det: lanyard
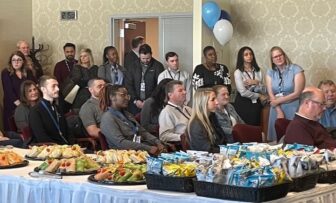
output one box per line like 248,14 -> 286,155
110,64 -> 119,84
167,103 -> 190,120
223,108 -> 233,126
40,101 -> 68,144
244,70 -> 255,80
168,70 -> 180,81
277,68 -> 284,93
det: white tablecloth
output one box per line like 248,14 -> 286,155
1,148 -> 336,203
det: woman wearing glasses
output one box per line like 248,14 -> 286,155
265,46 -> 305,141
1,51 -> 35,131
99,84 -> 167,155
98,46 -> 126,85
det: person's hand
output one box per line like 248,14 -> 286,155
0,136 -> 9,141
135,100 -> 144,109
149,146 -> 159,155
157,143 -> 167,152
270,98 -> 280,107
244,79 -> 258,86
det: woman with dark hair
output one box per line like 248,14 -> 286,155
70,48 -> 98,109
14,80 -> 40,133
192,46 -> 231,91
233,46 -> 267,126
98,46 -> 126,85
266,46 -> 305,141
1,51 -> 35,130
188,88 -> 226,153
140,78 -> 173,136
99,84 -> 167,155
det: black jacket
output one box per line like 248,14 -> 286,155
125,58 -> 164,102
29,99 -> 69,144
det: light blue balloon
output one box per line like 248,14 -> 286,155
202,1 -> 221,29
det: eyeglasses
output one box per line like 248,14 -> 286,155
309,99 -> 326,108
115,92 -> 130,98
272,54 -> 283,59
11,59 -> 23,62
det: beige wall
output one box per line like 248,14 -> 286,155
0,0 -> 32,130
32,0 -> 193,75
230,0 -> 336,86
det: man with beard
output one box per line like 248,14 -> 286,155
125,44 -> 164,114
54,43 -> 77,84
79,78 -> 106,138
284,87 -> 336,149
29,75 -> 70,144
318,80 -> 336,128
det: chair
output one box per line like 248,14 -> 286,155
180,133 -> 190,151
8,116 -> 18,132
232,124 -> 263,143
275,118 -> 291,142
98,132 -> 109,150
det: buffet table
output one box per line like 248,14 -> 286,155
0,148 -> 336,203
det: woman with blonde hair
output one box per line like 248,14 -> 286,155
188,88 -> 226,153
70,48 -> 98,109
266,46 -> 305,141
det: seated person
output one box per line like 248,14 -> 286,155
188,88 -> 226,153
318,80 -> 336,128
141,78 -> 173,137
0,131 -> 23,148
285,86 -> 336,149
79,78 -> 106,138
29,75 -> 70,144
159,80 -> 191,143
213,85 -> 244,143
14,80 -> 40,133
99,84 -> 167,155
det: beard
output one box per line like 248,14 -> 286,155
66,55 -> 75,61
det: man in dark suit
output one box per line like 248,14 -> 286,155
29,75 -> 70,144
125,44 -> 164,114
123,36 -> 144,70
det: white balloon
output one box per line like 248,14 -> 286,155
213,19 -> 233,46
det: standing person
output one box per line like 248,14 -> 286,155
125,44 -> 164,114
285,87 -> 336,149
192,46 -> 231,91
214,85 -> 244,143
98,46 -> 126,85
233,46 -> 268,126
159,80 -> 191,143
141,78 -> 173,137
124,36 -> 144,70
188,88 -> 226,153
17,40 -> 43,79
1,51 -> 35,131
158,52 -> 191,105
99,84 -> 167,155
29,76 -> 69,144
70,48 -> 98,110
54,43 -> 77,85
318,80 -> 336,128
14,80 -> 41,133
266,46 -> 305,141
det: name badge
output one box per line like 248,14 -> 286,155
140,82 -> 145,91
275,93 -> 284,97
133,134 -> 141,143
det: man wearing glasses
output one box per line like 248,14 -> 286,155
318,80 -> 336,128
284,86 -> 336,149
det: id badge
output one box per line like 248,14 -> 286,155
140,82 -> 145,91
275,92 -> 284,98
133,134 -> 141,143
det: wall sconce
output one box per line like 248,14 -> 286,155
60,10 -> 78,21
